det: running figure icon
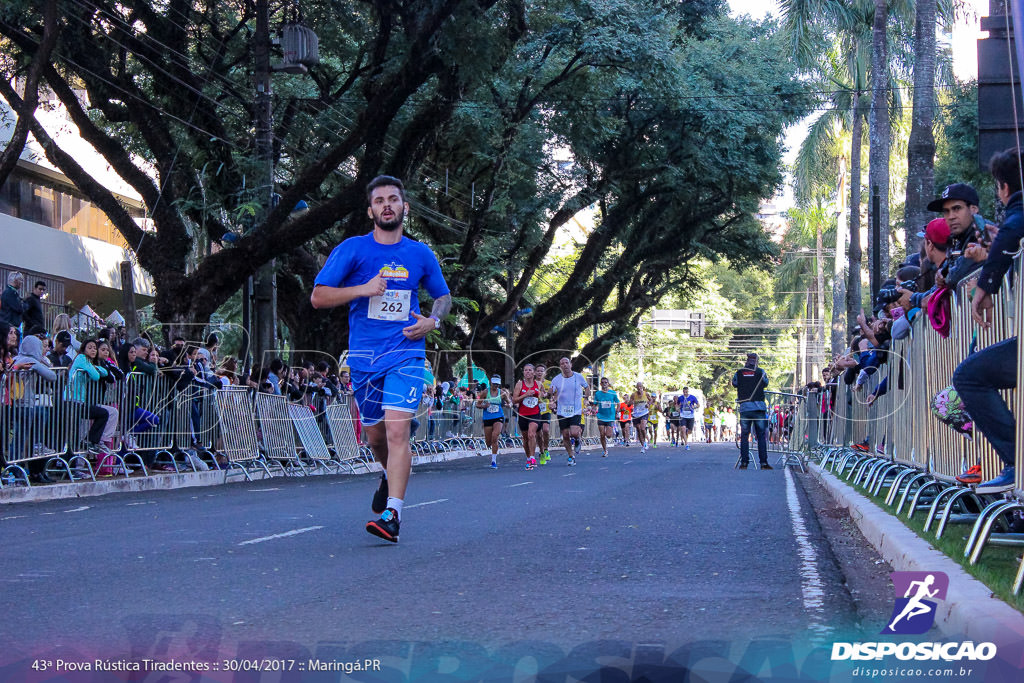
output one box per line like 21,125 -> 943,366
887,574 -> 940,633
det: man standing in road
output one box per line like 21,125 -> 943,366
549,356 -> 590,466
732,353 -> 772,470
312,175 -> 452,543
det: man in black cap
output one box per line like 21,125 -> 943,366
924,183 -> 996,290
732,352 -> 772,470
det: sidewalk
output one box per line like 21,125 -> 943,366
809,461 -> 1024,666
0,444 -> 583,505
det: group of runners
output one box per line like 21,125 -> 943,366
470,370 -> 712,469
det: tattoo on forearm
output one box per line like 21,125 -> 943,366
431,294 -> 452,320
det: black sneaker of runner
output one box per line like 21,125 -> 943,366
366,508 -> 400,543
760,463 -> 773,470
371,473 -> 389,514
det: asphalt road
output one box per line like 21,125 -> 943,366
0,441 -> 889,680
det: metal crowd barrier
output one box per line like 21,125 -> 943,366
813,248 -> 1023,593
255,392 -> 311,476
288,401 -> 342,475
214,387 -> 272,480
325,399 -> 371,471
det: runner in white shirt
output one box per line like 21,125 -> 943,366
549,356 -> 591,466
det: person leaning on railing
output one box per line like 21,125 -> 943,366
951,146 -> 1024,490
66,339 -> 116,459
11,334 -> 57,482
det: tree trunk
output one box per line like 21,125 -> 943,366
804,292 -> 813,386
869,0 -> 891,284
904,0 -> 937,256
815,220 -> 825,380
847,106 -> 864,330
832,152 -> 848,357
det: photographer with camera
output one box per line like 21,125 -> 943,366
924,183 -> 996,290
890,218 -> 950,316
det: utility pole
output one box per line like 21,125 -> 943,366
253,0 -> 277,365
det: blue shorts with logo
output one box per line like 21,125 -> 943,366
351,357 -> 425,427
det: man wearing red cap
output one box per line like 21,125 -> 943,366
896,218 -> 949,311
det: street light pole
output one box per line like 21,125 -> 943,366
253,0 -> 277,364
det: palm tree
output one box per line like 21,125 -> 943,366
782,1 -> 872,355
775,204 -> 836,385
904,0 -> 937,255
868,0 -> 892,290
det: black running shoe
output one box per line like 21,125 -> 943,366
366,508 -> 400,543
371,473 -> 389,514
761,463 -> 774,470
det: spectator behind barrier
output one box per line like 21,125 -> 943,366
65,339 -> 115,458
47,330 -> 73,368
951,146 -> 1024,490
0,271 -> 26,328
11,334 -> 58,481
21,281 -> 46,333
50,313 -> 80,358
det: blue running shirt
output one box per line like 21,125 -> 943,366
314,233 -> 449,372
594,389 -> 618,422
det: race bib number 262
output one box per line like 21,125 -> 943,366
368,289 -> 412,321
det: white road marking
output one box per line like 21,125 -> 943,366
125,501 -> 156,506
1,515 -> 27,521
64,506 -> 90,513
405,499 -> 448,509
508,482 -> 534,488
247,488 -> 280,492
785,467 -> 832,640
562,473 -> 576,477
238,526 -> 324,546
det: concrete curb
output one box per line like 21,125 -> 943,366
0,445 -> 591,505
809,461 -> 1024,663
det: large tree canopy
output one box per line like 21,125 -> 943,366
0,0 -> 809,364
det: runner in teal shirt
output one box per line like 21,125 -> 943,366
592,377 -> 619,457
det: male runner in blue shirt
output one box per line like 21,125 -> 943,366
312,176 -> 451,542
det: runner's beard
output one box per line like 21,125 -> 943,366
374,207 -> 405,231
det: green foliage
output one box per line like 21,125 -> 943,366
601,259 -> 791,407
934,79 -> 995,218
0,0 -> 808,365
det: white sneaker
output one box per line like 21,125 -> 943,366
602,450 -> 608,457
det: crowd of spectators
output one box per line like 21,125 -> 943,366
812,147 -> 1023,489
